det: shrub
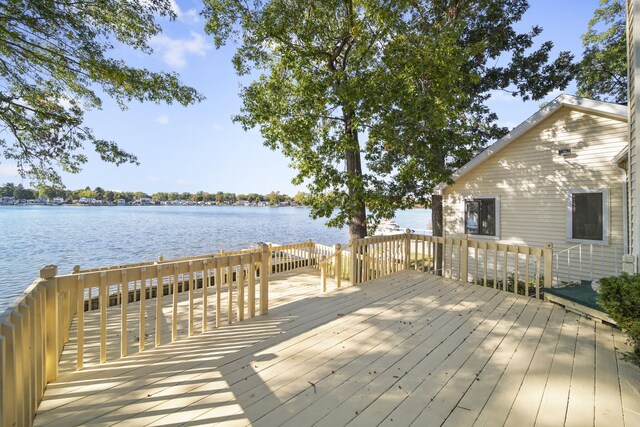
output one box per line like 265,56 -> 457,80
598,273 -> 640,365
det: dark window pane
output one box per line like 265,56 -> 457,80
483,199 -> 495,235
465,201 -> 480,234
465,199 -> 496,236
572,193 -> 603,240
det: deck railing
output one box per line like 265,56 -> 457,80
553,243 -> 623,286
350,233 -> 553,299
0,241 -> 327,427
0,234 -> 552,426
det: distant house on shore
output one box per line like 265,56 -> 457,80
436,94 -> 628,284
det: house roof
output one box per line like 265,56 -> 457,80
436,94 -> 628,193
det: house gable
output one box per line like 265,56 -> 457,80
438,95 -> 627,193
442,104 -> 628,257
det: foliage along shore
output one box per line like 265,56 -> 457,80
0,182 -> 307,207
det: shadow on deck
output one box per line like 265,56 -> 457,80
34,269 -> 640,426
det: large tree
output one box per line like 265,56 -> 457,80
0,0 -> 204,185
577,0 -> 626,104
203,0 -> 575,238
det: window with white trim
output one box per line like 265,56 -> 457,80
465,198 -> 497,236
568,190 -> 608,243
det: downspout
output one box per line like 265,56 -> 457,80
615,162 -> 636,274
617,164 -> 629,256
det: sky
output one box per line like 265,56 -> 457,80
0,0 -> 604,196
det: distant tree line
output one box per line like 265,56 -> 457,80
0,183 -> 309,206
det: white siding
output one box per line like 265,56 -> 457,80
443,107 -> 627,282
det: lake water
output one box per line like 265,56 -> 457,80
0,205 -> 431,311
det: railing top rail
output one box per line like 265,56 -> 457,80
554,242 -> 588,257
271,241 -> 313,251
318,246 -> 349,266
74,241 -> 317,274
0,268 -> 54,324
54,242 -> 317,285
554,242 -> 624,257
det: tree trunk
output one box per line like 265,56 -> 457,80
344,109 -> 367,239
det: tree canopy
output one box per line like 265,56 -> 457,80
203,0 -> 575,237
0,0 -> 204,185
576,0 -> 626,104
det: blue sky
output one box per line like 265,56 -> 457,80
0,0 -> 603,195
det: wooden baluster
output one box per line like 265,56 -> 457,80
203,260 -> 209,333
99,272 -> 107,363
492,245 -> 498,288
227,263 -> 233,325
188,262 -> 195,336
335,244 -> 342,288
321,256 -> 327,293
525,251 -> 530,297
238,259 -> 246,321
514,247 -> 520,294
121,270 -> 128,357
215,262 -> 222,328
139,267 -> 146,353
248,257 -> 256,318
448,240 -> 454,278
474,244 -> 479,284
260,244 -> 270,314
537,253 -> 542,299
172,265 -> 178,341
481,244 -> 487,286
502,246 -> 508,291
76,275 -> 84,370
155,266 -> 163,347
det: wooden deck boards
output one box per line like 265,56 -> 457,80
34,269 -> 640,427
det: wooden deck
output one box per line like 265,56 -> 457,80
34,268 -> 640,426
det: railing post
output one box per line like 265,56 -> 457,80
307,240 -> 314,267
321,256 -> 327,293
260,244 -> 270,315
544,243 -> 553,291
41,265 -> 59,384
461,236 -> 469,282
350,238 -> 358,285
404,230 -> 411,270
334,244 -> 342,288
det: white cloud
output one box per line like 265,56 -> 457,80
169,0 -> 199,24
155,114 -> 169,125
146,175 -> 161,183
176,178 -> 192,186
211,124 -> 223,131
0,164 -> 19,177
151,32 -> 211,69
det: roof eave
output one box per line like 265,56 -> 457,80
437,94 -> 627,194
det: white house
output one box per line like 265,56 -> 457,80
436,94 -> 628,285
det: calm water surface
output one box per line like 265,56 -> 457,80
0,205 -> 431,311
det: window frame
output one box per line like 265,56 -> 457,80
566,189 -> 609,245
464,195 -> 500,239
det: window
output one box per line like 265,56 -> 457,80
571,192 -> 604,241
465,198 -> 496,236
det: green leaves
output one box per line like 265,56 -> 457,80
203,0 -> 576,237
0,0 -> 204,186
577,0 -> 626,104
